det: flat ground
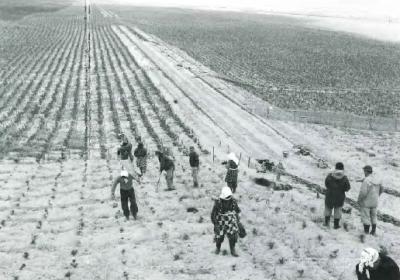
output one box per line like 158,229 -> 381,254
107,6 -> 400,117
0,0 -> 72,21
0,2 -> 399,280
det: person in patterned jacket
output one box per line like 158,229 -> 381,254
225,153 -> 239,193
211,186 -> 241,257
134,142 -> 147,177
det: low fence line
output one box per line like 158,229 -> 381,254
237,93 -> 400,132
285,110 -> 399,131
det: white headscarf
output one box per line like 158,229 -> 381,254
358,248 -> 379,279
227,153 -> 239,165
220,186 -> 233,200
121,170 -> 129,178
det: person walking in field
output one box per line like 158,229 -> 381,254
211,186 -> 241,257
117,134 -> 134,174
357,165 -> 383,235
111,170 -> 139,221
356,247 -> 400,280
274,161 -> 285,181
189,146 -> 200,188
134,141 -> 148,177
155,150 -> 175,191
225,153 -> 239,193
324,162 -> 351,229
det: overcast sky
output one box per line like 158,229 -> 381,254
94,0 -> 400,42
97,0 -> 399,20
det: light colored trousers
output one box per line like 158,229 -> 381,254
191,167 -> 199,184
166,168 -> 174,189
324,205 -> 342,219
360,207 -> 378,225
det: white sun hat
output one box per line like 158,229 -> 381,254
358,248 -> 379,279
220,186 -> 233,200
121,170 -> 129,178
227,153 -> 239,165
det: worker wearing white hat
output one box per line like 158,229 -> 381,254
111,169 -> 138,220
211,186 -> 241,257
225,153 -> 239,193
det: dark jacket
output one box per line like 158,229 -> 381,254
111,175 -> 135,194
225,160 -> 239,183
324,170 -> 351,208
189,151 -> 199,167
157,154 -> 174,172
356,254 -> 400,280
134,144 -> 147,158
211,198 -> 240,224
118,142 -> 133,161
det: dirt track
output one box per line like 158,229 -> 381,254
111,23 -> 400,220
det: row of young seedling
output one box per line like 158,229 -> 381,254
99,27 -> 171,149
20,27 -> 78,145
30,163 -> 65,278
98,28 -> 142,142
26,23 -> 82,158
65,8 -> 93,271
0,166 -> 39,229
64,158 -> 89,278
95,15 -> 200,159
0,18 -> 68,100
101,22 -> 210,186
105,24 -> 207,160
94,27 -> 162,150
111,26 -> 206,153
0,21 -> 80,159
92,28 -> 121,141
100,31 -> 141,144
63,36 -> 85,154
0,27 -> 44,78
93,43 -> 108,160
83,22 -> 94,160
92,27 -> 125,161
11,162 -> 60,279
36,28 -> 85,162
0,18 -> 77,121
91,26 -> 131,191
0,31 -> 67,134
94,27 -> 156,148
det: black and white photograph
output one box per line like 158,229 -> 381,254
0,0 -> 399,279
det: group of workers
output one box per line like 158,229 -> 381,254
109,134 -> 399,278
